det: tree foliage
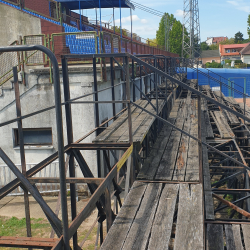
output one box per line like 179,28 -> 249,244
114,26 -> 127,36
248,14 -> 250,39
205,62 -> 223,68
169,21 -> 183,56
146,38 -> 157,47
219,38 -> 235,45
234,31 -> 244,44
201,42 -> 209,51
156,13 -> 176,47
156,13 -> 187,56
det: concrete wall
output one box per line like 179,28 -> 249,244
202,56 -> 221,64
0,66 -> 127,179
0,4 -> 41,46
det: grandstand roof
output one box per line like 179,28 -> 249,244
55,0 -> 135,10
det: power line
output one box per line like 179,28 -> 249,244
131,1 -> 164,17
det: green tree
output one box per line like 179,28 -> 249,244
248,14 -> 250,38
234,31 -> 244,43
156,13 -> 188,56
114,26 -> 127,36
220,38 -> 235,45
146,38 -> 157,47
209,44 -> 219,50
205,62 -> 223,68
201,41 -> 209,51
169,21 -> 183,55
156,13 -> 176,48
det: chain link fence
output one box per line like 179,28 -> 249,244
0,41 -> 20,87
23,35 -> 47,65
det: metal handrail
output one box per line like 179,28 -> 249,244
204,67 -> 244,91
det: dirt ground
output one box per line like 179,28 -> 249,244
0,195 -> 110,249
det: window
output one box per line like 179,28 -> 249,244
232,49 -> 237,52
226,49 -> 230,53
13,128 -> 52,147
211,60 -> 215,62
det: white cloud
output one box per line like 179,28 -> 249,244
237,5 -> 250,12
175,9 -> 184,17
227,0 -> 250,12
115,15 -> 141,24
141,19 -> 148,24
227,1 -> 239,6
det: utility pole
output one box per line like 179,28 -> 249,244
182,0 -> 201,59
164,14 -> 170,51
165,15 -> 167,51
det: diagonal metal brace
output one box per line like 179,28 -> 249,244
0,148 -> 63,234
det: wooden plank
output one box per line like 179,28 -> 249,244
212,111 -> 234,138
100,181 -> 147,250
119,99 -> 164,143
155,100 -> 187,181
241,224 -> 250,249
185,99 -> 199,182
206,224 -> 224,250
174,184 -> 204,250
201,97 -> 215,220
137,122 -> 174,180
224,224 -> 237,250
122,183 -> 163,250
0,236 -> 59,248
214,91 -> 240,125
201,98 -> 214,138
172,93 -> 193,181
132,100 -> 165,143
137,100 -> 182,180
148,184 -> 179,250
202,85 -> 212,98
93,99 -> 146,142
204,191 -> 214,220
232,224 -> 244,250
107,100 -> 150,142
225,96 -> 239,105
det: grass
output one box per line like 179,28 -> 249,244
0,216 -> 51,250
224,194 -> 239,218
0,216 -> 100,249
0,217 -> 50,237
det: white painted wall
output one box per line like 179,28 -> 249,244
0,66 -> 126,179
206,38 -> 213,46
241,55 -> 250,64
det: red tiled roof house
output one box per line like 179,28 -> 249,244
240,44 -> 250,64
219,43 -> 250,62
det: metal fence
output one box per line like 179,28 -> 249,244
0,161 -> 71,195
0,40 -> 20,87
0,29 -> 179,88
51,31 -> 98,63
23,35 -> 47,65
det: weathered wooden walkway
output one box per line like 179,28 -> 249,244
98,82 -> 250,250
101,182 -> 203,250
137,82 -> 199,182
99,80 -> 204,250
93,98 -> 166,144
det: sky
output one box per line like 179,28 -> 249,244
79,0 -> 250,42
